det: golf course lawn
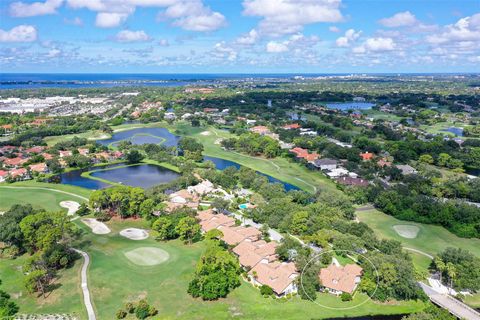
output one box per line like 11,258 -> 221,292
464,293 -> 480,308
0,181 -> 90,211
0,254 -> 86,319
44,130 -> 111,146
69,218 -> 426,320
170,123 -> 338,194
356,209 -> 480,258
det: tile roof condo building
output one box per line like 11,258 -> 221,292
319,263 -> 363,295
249,261 -> 299,297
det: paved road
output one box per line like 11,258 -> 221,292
419,282 -> 480,320
73,249 -> 96,320
0,186 -> 88,201
403,247 -> 434,259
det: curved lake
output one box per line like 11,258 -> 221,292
441,127 -> 464,136
57,164 -> 179,189
324,102 -> 375,110
93,127 -> 301,191
98,127 -> 180,147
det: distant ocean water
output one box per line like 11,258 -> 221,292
0,73 -> 310,89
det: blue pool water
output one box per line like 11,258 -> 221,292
239,203 -> 249,209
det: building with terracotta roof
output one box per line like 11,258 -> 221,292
197,210 -> 236,232
377,158 -> 392,167
42,153 -> 53,160
359,152 -> 374,161
289,147 -> 309,158
249,261 -> 298,297
319,263 -> 363,295
233,240 -> 278,269
3,157 -> 28,168
0,170 -> 8,182
25,146 -> 45,154
29,163 -> 48,173
218,225 -> 261,245
283,123 -> 301,130
250,126 -> 271,135
59,150 -> 73,158
9,168 -> 28,179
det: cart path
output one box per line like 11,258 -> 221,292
72,249 -> 96,320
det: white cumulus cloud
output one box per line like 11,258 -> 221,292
426,13 -> 480,44
266,41 -> 289,53
379,11 -> 418,28
0,25 -> 37,42
67,0 -> 226,31
9,0 -> 63,17
115,30 -> 151,42
353,37 -> 396,53
336,29 -> 361,47
236,29 -> 260,45
242,0 -> 343,37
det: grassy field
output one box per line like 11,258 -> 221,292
356,209 -> 480,258
464,293 -> 480,308
44,130 -> 111,146
0,254 -> 86,318
167,122 -> 339,194
0,181 -> 91,211
71,219 -> 425,319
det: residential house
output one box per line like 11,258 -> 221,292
283,123 -> 301,130
59,150 -> 73,158
164,112 -> 176,120
233,240 -> 278,269
218,225 -> 261,246
187,180 -> 215,196
312,159 -> 338,171
396,164 -> 417,175
249,261 -> 298,297
0,170 -> 7,182
3,157 -> 28,168
25,146 -> 45,154
29,163 -> 48,173
250,126 -> 271,135
319,263 -> 363,295
78,148 -> 90,156
326,168 -> 349,178
9,168 -> 28,180
336,176 -> 369,187
377,158 -> 392,167
359,152 -> 374,161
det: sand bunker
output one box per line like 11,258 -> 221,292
120,228 -> 149,240
60,201 -> 80,216
200,131 -> 211,136
81,218 -> 111,235
124,247 -> 170,266
393,225 -> 420,239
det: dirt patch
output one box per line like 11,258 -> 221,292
124,247 -> 170,266
81,218 -> 111,235
119,228 -> 149,240
59,201 -> 80,216
200,131 -> 211,136
393,224 -> 420,239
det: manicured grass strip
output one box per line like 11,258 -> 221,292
0,253 -> 86,318
356,209 -> 480,258
0,181 -> 91,211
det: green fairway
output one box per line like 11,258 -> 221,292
44,130 -> 112,146
171,123 -> 338,194
0,254 -> 86,318
356,209 -> 480,258
464,293 -> 480,308
70,219 -> 426,320
0,181 -> 91,211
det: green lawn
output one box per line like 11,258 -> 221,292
44,130 -> 111,146
464,293 -> 480,308
0,181 -> 91,211
72,219 -> 425,319
170,123 -> 339,194
356,209 -> 480,258
0,254 -> 86,318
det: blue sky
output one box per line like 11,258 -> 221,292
0,0 -> 479,73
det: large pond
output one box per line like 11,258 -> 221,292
441,127 -> 464,136
324,102 -> 376,110
57,164 -> 180,189
98,127 -> 180,148
93,127 -> 300,191
203,156 -> 299,191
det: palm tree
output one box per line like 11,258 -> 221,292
434,257 -> 446,283
446,262 -> 456,289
